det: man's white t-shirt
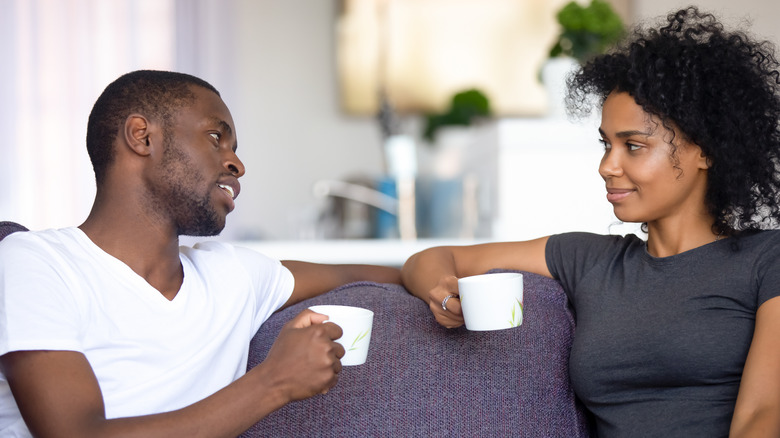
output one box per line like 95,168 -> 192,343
0,227 -> 294,436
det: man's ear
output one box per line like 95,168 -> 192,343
123,114 -> 153,157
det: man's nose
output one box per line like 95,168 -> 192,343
224,150 -> 245,177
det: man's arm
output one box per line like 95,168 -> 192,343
280,260 -> 401,309
1,310 -> 344,438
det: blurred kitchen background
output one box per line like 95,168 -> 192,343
2,0 -> 779,264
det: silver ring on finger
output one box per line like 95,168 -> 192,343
442,294 -> 458,311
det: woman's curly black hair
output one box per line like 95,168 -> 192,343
567,6 -> 780,234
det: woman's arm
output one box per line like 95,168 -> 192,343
280,261 -> 401,309
730,296 -> 780,437
401,237 -> 551,328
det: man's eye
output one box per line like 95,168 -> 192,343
210,133 -> 221,142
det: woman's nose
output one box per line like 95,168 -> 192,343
599,149 -> 623,180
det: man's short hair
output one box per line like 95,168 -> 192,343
86,70 -> 220,184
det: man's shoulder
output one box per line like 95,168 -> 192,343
0,227 -> 81,253
0,227 -> 99,287
179,240 -> 282,271
180,239 -> 234,253
178,240 -> 245,262
177,241 -> 292,299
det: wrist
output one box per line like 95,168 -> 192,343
243,363 -> 292,415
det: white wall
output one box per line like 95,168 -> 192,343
223,0 -> 384,240
634,0 -> 780,44
1,0 -> 178,232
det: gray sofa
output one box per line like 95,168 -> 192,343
243,274 -> 591,437
0,222 -> 591,437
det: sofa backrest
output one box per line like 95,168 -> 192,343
242,274 -> 592,437
0,222 -> 28,241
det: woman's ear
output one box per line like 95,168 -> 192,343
123,114 -> 153,157
687,141 -> 710,170
699,149 -> 711,170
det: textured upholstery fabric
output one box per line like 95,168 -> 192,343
0,221 -> 28,241
242,273 -> 591,437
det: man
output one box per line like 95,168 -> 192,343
0,70 -> 401,437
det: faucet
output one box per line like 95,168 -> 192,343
312,178 -> 417,240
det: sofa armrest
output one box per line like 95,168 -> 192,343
241,273 -> 590,437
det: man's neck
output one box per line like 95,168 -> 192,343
80,205 -> 184,301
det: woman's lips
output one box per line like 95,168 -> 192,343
606,188 -> 634,203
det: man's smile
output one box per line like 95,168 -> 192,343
217,183 -> 236,199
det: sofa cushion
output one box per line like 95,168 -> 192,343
242,272 -> 590,437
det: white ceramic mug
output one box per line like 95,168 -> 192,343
308,305 -> 374,366
457,272 -> 524,331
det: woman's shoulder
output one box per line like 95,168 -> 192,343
547,232 -> 645,268
550,231 -> 644,248
731,229 -> 780,249
729,229 -> 780,259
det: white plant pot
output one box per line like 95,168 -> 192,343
541,56 -> 580,118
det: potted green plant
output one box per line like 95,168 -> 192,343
542,0 -> 624,116
416,88 -> 495,238
548,0 -> 624,65
422,89 -> 491,143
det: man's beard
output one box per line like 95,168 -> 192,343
150,136 -> 226,237
171,187 -> 224,237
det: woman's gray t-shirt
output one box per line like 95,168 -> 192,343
545,231 -> 780,437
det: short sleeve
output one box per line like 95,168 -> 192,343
754,233 -> 780,307
189,242 -> 294,334
0,233 -> 85,355
545,232 -> 636,300
233,244 -> 294,328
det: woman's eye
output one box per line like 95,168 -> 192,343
598,139 -> 611,150
627,143 -> 642,151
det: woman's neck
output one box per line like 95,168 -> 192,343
645,217 -> 720,257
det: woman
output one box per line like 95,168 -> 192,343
401,7 -> 780,437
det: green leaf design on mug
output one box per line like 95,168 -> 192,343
508,298 -> 524,327
349,329 -> 370,351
